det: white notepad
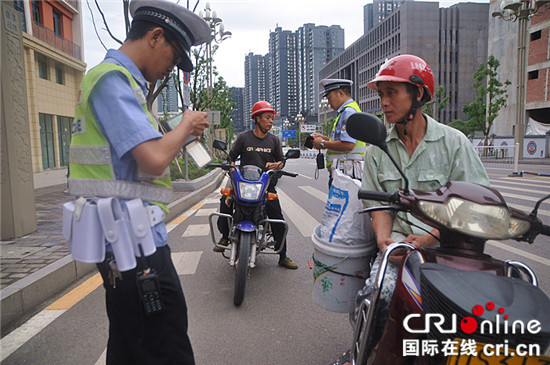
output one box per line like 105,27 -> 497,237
185,140 -> 212,169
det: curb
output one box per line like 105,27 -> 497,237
166,168 -> 223,222
0,169 -> 224,334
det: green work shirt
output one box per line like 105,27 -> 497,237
361,114 -> 490,237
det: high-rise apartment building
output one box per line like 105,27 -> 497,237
266,24 -> 344,120
268,27 -> 297,119
296,24 -> 344,117
243,52 -> 268,130
230,87 -> 245,134
14,0 -> 86,172
320,1 -> 489,124
363,0 -> 410,33
157,77 -> 179,114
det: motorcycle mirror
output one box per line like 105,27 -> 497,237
213,139 -> 227,151
347,112 -> 388,150
347,112 -> 410,194
285,149 -> 301,159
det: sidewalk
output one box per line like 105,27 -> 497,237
0,167 -> 224,334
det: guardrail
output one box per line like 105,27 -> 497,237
474,143 -> 520,175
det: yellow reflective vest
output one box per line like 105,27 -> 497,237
326,100 -> 366,168
68,62 -> 172,212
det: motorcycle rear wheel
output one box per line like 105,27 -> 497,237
234,231 -> 251,306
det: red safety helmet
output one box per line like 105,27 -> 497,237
367,54 -> 434,101
251,101 -> 276,120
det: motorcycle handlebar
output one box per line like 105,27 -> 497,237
358,189 -> 397,203
541,224 -> 550,237
207,163 -> 233,171
280,171 -> 298,178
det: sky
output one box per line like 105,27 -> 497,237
81,0 -> 488,88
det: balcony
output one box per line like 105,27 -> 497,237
32,21 -> 81,61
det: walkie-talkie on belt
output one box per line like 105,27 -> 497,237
136,245 -> 164,315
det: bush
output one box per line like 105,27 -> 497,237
170,157 -> 214,181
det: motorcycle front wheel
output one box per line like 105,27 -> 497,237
234,231 -> 251,306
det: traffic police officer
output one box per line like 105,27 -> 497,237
311,79 -> 366,187
68,0 -> 210,363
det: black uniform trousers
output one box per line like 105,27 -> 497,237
217,185 -> 287,259
97,245 -> 194,365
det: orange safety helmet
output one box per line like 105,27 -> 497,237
251,101 -> 276,120
367,54 -> 434,101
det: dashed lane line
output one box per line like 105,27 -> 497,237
172,251 -> 203,275
166,202 -> 204,233
298,185 -> 328,203
182,224 -> 210,237
487,240 -> 550,267
277,190 -> 319,237
0,273 -> 103,362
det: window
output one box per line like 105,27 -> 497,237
55,62 -> 64,84
52,10 -> 62,37
57,116 -> 72,166
528,70 -> 539,80
531,30 -> 542,42
13,0 -> 26,32
39,113 -> 56,169
32,1 -> 41,25
37,53 -> 48,80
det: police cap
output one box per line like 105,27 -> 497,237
130,0 -> 210,71
320,78 -> 353,97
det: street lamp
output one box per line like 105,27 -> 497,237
296,112 -> 305,149
492,0 -> 549,159
199,2 -> 231,149
319,97 -> 330,134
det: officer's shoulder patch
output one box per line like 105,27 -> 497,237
71,117 -> 86,136
76,88 -> 83,104
132,86 -> 147,105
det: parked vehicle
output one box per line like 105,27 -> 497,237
208,140 -> 300,306
345,112 -> 550,365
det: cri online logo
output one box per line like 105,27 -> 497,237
404,302 -> 542,335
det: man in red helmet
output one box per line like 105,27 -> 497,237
362,54 -> 489,252
214,101 -> 298,270
330,54 -> 489,365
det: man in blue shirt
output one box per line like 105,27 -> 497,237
311,79 -> 366,188
70,1 -> 210,363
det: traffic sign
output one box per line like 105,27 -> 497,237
282,130 -> 296,138
300,124 -> 317,133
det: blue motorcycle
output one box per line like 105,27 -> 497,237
208,140 -> 300,306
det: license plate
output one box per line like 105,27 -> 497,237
446,343 -> 550,365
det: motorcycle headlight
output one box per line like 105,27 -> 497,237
418,197 -> 530,239
238,182 -> 263,201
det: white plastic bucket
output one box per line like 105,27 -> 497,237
312,225 -> 375,313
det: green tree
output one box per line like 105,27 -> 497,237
321,117 -> 335,137
449,55 -> 511,144
423,85 -> 450,119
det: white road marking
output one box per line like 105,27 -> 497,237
172,251 -> 203,275
194,208 -> 218,216
298,173 -> 314,180
503,200 -> 550,218
491,183 -> 550,197
277,190 -> 319,237
298,185 -> 328,203
487,240 -> 550,267
95,349 -> 107,365
0,310 -> 65,361
182,224 -> 210,237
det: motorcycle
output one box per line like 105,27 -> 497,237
344,112 -> 550,365
208,140 -> 300,306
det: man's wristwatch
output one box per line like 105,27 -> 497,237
320,140 -> 325,149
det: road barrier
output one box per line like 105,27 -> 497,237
474,143 -> 520,175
